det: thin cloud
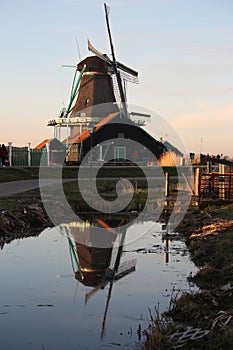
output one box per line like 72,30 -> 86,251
173,104 -> 233,156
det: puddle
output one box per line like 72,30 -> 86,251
0,218 -> 197,349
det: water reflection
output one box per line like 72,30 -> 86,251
0,216 -> 197,349
59,215 -> 183,290
60,216 -> 137,338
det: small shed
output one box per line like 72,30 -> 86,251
34,138 -> 67,165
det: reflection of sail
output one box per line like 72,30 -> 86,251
60,225 -> 83,278
63,216 -> 136,338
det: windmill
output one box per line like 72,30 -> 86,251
88,3 -> 138,115
47,3 -> 148,143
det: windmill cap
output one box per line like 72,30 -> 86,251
77,56 -> 109,73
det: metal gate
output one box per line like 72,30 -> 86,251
199,173 -> 233,205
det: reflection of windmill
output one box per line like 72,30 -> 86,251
63,217 -> 136,338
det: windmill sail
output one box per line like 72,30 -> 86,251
112,74 -> 122,107
119,69 -> 139,84
117,61 -> 138,78
87,39 -> 111,65
88,39 -> 138,84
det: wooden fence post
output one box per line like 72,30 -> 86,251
219,164 -> 225,200
194,167 -> 200,196
28,142 -> 31,167
207,161 -> 212,173
8,142 -> 12,166
46,143 -> 50,166
229,173 -> 232,201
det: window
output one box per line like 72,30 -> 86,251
117,133 -> 124,138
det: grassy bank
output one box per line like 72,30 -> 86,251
0,167 -> 40,182
0,165 -> 191,183
0,165 -> 177,239
0,178 -> 154,239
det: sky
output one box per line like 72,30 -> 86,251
0,0 -> 232,157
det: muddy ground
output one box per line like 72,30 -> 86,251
0,191 -> 51,247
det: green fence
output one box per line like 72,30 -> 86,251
11,147 -> 28,166
31,149 -> 48,166
6,147 -> 48,166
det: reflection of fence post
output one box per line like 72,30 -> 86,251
219,164 -> 225,200
164,238 -> 169,264
8,142 -> 12,166
28,142 -> 31,167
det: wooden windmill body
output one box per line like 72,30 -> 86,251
69,55 -> 119,138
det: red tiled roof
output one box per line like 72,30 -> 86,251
34,139 -> 51,150
66,112 -> 119,144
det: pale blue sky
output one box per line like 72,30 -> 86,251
0,0 -> 232,156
